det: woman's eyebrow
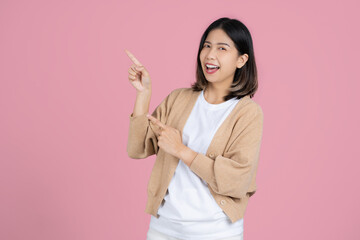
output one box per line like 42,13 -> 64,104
204,40 -> 230,47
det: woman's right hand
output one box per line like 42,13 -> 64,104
125,49 -> 152,93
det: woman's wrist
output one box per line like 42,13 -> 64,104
177,145 -> 198,167
132,89 -> 152,117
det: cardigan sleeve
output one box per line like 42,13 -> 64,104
189,105 -> 264,199
126,90 -> 174,159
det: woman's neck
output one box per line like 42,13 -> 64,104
204,86 -> 230,104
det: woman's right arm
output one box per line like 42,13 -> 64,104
132,90 -> 151,117
125,49 -> 169,159
127,92 -> 155,159
127,90 -> 173,159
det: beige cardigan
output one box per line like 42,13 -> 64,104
127,87 -> 264,223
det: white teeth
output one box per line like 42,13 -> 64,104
206,64 -> 219,69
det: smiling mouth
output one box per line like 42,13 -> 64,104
205,64 -> 220,69
205,66 -> 219,74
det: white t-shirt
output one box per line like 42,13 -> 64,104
149,89 -> 244,239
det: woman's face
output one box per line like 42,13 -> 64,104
200,28 -> 247,88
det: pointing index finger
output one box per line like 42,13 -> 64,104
147,114 -> 166,129
125,49 -> 143,66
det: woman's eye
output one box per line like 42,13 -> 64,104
202,45 -> 226,50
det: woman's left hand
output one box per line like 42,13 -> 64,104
146,114 -> 185,159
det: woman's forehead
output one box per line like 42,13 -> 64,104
205,29 -> 233,46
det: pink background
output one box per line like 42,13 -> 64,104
1,0 -> 359,239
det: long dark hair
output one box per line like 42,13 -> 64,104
191,17 -> 258,100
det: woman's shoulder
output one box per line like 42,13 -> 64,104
246,97 -> 263,115
169,87 -> 196,95
167,87 -> 199,100
236,95 -> 263,120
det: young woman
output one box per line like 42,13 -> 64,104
126,17 -> 263,240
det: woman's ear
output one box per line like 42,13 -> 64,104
236,53 -> 249,68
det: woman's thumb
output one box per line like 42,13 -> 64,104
135,65 -> 144,70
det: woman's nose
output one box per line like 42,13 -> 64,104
206,48 -> 216,60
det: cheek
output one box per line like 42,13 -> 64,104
200,48 -> 209,59
199,52 -> 205,62
225,58 -> 238,69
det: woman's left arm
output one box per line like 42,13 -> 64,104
185,106 -> 264,199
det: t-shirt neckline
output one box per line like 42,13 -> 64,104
200,89 -> 238,110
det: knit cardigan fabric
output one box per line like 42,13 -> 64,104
127,87 -> 264,223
